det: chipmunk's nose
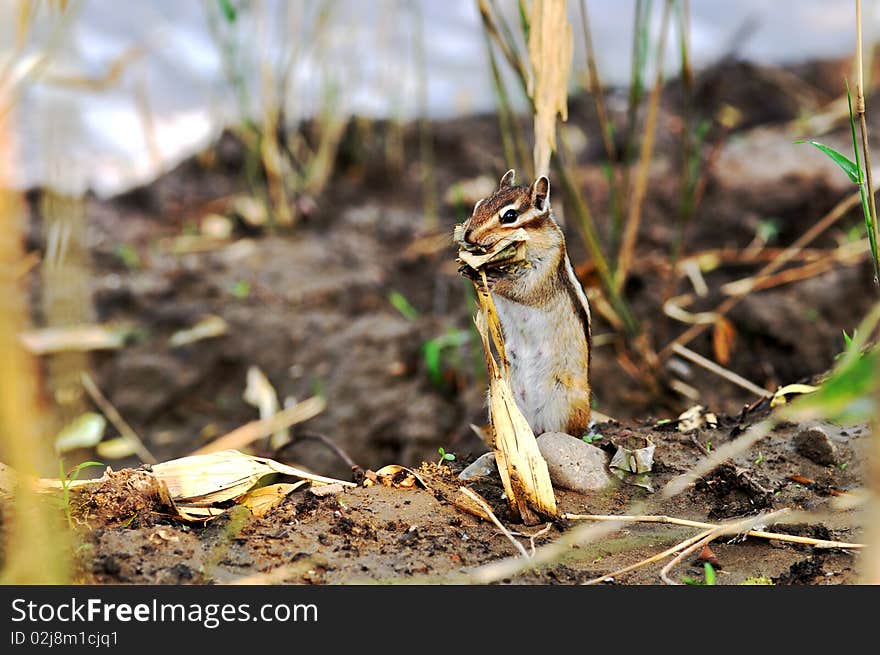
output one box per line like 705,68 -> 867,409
463,228 -> 474,243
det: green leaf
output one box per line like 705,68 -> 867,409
388,291 -> 419,321
68,461 -> 105,481
783,346 -> 880,424
423,339 -> 442,386
217,0 -> 237,22
796,140 -> 859,183
703,562 -> 716,586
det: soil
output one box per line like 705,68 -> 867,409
7,57 -> 878,584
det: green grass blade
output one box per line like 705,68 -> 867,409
796,140 -> 859,183
217,0 -> 237,23
846,79 -> 880,279
388,291 -> 419,320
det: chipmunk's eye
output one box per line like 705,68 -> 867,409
500,209 -> 518,224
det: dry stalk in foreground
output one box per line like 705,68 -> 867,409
460,486 -> 530,559
473,272 -> 557,525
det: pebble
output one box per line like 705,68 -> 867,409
458,452 -> 497,481
794,425 -> 837,466
459,433 -> 614,494
536,432 -> 614,492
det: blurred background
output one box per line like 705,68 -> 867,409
2,0 -> 879,481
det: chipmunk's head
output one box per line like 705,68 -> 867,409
460,169 -> 554,248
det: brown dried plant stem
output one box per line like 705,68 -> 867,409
564,513 -> 865,550
577,0 -> 617,166
460,486 -> 530,559
660,187 -> 868,360
0,116 -> 68,583
616,0 -> 674,292
81,372 -> 156,464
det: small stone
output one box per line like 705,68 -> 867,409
458,452 -> 497,481
458,434 -> 614,493
794,426 -> 837,466
536,432 -> 614,493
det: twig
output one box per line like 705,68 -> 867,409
192,395 -> 325,455
460,486 -> 530,559
583,528 -> 715,585
671,343 -> 771,399
660,186 -> 871,360
660,531 -> 716,585
279,431 -> 359,471
719,240 -> 868,296
616,0 -> 674,292
564,512 -> 866,550
81,372 -> 156,464
510,523 -> 554,556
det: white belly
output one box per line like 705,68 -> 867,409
494,295 -> 588,435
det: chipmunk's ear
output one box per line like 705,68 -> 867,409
499,169 -> 516,188
531,175 -> 550,210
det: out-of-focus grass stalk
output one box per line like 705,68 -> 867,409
413,0 -> 438,230
855,0 -> 880,584
477,0 -> 529,93
616,0 -> 673,293
856,0 -> 880,281
483,27 -> 529,177
578,0 -> 621,233
671,0 -> 695,263
618,0 -> 652,246
0,92 -> 69,584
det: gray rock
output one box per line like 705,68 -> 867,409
458,452 -> 497,481
794,426 -> 837,466
457,433 -> 615,493
537,432 -> 614,493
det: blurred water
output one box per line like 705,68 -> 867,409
0,0 -> 870,196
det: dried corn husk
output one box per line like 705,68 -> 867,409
455,227 -> 531,271
10,450 -> 355,522
528,0 -> 572,176
151,449 -> 353,518
473,273 -> 557,525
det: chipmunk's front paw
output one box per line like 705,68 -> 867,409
458,264 -> 499,288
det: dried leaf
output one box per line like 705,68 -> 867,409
21,323 -> 134,354
528,0 -> 573,175
95,436 -> 138,460
770,383 -> 820,407
169,315 -> 228,347
676,405 -> 717,432
151,450 -> 353,521
694,543 -> 722,569
456,228 -> 531,270
308,482 -> 345,497
373,464 -> 429,490
242,365 -> 288,449
609,437 -> 655,492
238,481 -> 306,517
192,396 -> 324,455
55,412 -> 106,453
712,316 -> 737,365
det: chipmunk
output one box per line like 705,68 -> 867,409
456,169 -> 592,437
